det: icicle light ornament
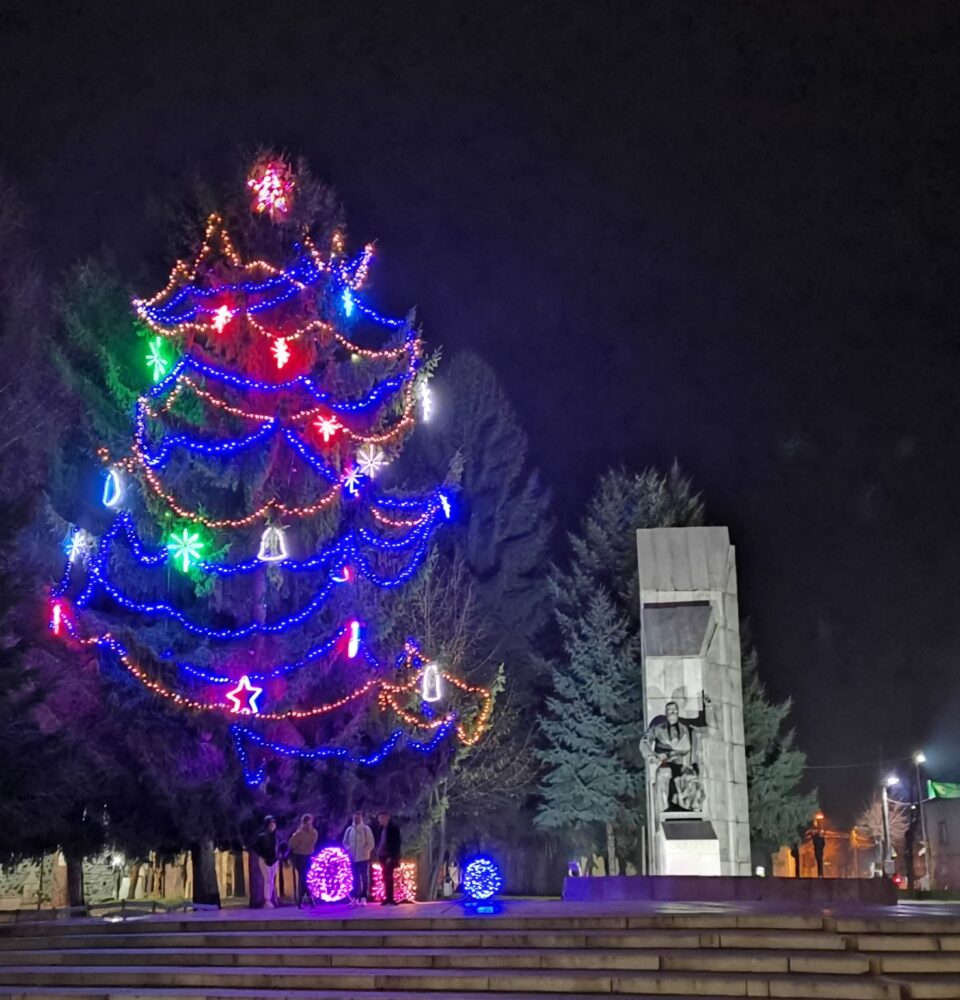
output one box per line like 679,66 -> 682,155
421,661 -> 442,702
102,467 -> 125,508
257,525 -> 288,562
247,157 -> 295,220
419,380 -> 433,422
347,619 -> 361,659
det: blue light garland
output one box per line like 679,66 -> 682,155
231,720 -> 455,786
148,355 -> 415,414
141,248 -> 410,332
68,506 -> 445,639
174,621 -> 383,684
80,570 -> 336,641
137,406 -> 279,470
139,255 -> 326,327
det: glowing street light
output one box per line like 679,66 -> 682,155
914,751 -> 930,890
881,774 -> 900,876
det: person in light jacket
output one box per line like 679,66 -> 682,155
342,810 -> 375,904
288,813 -> 319,908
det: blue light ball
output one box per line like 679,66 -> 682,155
462,856 -> 503,901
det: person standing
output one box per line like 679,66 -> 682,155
342,811 -> 375,904
812,829 -> 826,879
375,811 -> 401,906
252,816 -> 279,908
289,814 -> 319,908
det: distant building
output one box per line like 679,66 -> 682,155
926,797 -> 960,891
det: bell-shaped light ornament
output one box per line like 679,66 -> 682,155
258,525 -> 288,563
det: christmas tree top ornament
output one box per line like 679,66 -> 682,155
247,155 -> 295,221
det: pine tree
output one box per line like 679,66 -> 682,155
44,155 -> 494,897
536,592 -> 643,861
537,467 -> 702,862
742,647 -> 818,852
408,350 -> 553,646
559,464 -> 703,615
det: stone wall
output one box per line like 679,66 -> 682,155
0,850 -> 252,910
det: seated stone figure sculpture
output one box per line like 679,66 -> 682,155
640,694 -> 712,815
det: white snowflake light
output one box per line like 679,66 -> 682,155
211,305 -> 233,333
315,415 -> 341,443
343,466 -> 363,496
272,337 -> 290,369
356,444 -> 387,478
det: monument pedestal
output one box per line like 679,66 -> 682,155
659,819 -> 721,876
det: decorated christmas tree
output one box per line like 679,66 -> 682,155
48,154 -> 491,791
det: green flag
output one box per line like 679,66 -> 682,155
927,780 -> 960,799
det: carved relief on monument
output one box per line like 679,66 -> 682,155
640,691 -> 714,816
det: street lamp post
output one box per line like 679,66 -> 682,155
881,774 -> 899,877
914,751 -> 929,891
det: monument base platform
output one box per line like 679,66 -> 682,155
563,875 -> 897,905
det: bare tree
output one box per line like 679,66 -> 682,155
855,792 -> 911,854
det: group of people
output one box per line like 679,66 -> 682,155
250,810 -> 403,908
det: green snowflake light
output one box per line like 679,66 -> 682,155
146,337 -> 169,382
167,527 -> 204,573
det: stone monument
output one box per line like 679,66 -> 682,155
637,526 -> 751,876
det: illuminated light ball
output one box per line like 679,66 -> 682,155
462,856 -> 503,901
306,847 -> 353,903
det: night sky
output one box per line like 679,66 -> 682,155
3,1 -> 959,823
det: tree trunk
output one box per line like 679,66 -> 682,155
233,851 -> 246,898
605,822 -> 618,876
190,840 -> 221,907
248,850 -> 264,907
126,862 -> 141,900
64,848 -> 85,912
427,781 -> 449,900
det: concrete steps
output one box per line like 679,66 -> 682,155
1,906 -> 959,998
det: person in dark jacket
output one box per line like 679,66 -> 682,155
252,816 -> 279,907
375,811 -> 401,905
811,830 -> 826,878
